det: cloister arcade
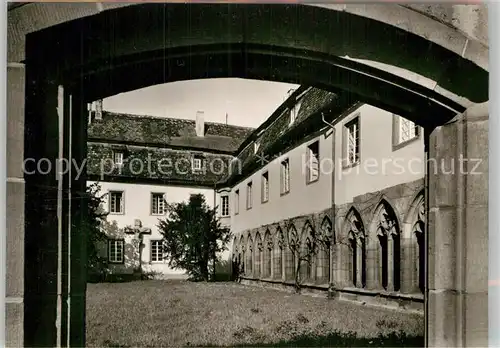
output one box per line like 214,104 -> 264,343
232,191 -> 425,296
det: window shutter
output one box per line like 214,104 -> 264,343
120,194 -> 124,213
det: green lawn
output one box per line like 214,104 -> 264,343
86,280 -> 424,347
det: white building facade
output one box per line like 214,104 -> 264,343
217,87 -> 426,311
87,110 -> 253,279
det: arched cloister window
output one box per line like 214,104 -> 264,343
274,227 -> 285,279
264,229 -> 273,278
407,193 -> 426,294
254,233 -> 263,279
345,208 -> 366,288
415,203 -> 425,293
238,235 -> 245,275
373,200 -> 401,292
319,216 -> 333,284
287,224 -> 298,280
247,234 -> 253,275
300,222 -> 315,283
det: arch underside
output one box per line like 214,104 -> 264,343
25,3 -> 488,127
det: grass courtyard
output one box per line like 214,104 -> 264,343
86,280 -> 424,347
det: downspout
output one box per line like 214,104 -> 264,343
213,182 -> 217,281
66,94 -> 73,347
322,111 -> 336,288
56,85 -> 64,348
331,126 -> 336,288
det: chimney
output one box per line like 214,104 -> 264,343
95,99 -> 103,120
196,111 -> 205,137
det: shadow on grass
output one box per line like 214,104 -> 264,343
87,271 -> 161,284
200,331 -> 424,348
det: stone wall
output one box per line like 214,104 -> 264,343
232,178 -> 425,312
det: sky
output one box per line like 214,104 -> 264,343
103,78 -> 299,129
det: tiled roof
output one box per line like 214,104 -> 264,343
87,142 -> 232,186
87,111 -> 255,153
221,87 -> 340,184
295,88 -> 337,123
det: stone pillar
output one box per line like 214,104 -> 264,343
329,243 -> 334,285
325,247 -> 331,284
334,243 -> 349,287
269,247 -> 274,279
365,244 -> 378,289
355,241 -> 363,288
427,102 -> 488,347
387,236 -> 394,292
281,248 -> 286,281
402,236 -> 415,293
6,62 -> 25,348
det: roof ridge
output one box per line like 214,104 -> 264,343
101,110 -> 255,130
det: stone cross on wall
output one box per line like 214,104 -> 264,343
124,219 -> 152,274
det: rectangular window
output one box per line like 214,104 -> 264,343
151,240 -> 163,262
234,190 -> 240,215
192,156 -> 203,171
108,239 -> 124,263
109,191 -> 124,214
151,193 -> 166,215
398,117 -> 419,143
345,118 -> 360,166
246,182 -> 253,209
221,195 -> 229,217
306,141 -> 320,183
261,171 -> 269,203
113,151 -> 123,166
280,159 -> 290,194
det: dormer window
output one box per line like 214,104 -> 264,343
113,151 -> 124,166
290,98 -> 303,126
192,156 -> 203,171
254,141 -> 261,154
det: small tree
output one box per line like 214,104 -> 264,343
83,182 -> 109,281
158,194 -> 231,281
284,218 -> 332,293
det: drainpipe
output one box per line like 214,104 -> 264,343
322,111 -> 336,287
213,182 -> 217,281
330,127 -> 336,287
66,94 -> 73,347
56,85 -> 64,348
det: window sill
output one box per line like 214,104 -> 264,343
108,261 -> 124,265
306,177 -> 319,186
109,212 -> 125,215
280,190 -> 290,197
261,199 -> 269,204
342,160 -> 360,170
392,135 -> 420,152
